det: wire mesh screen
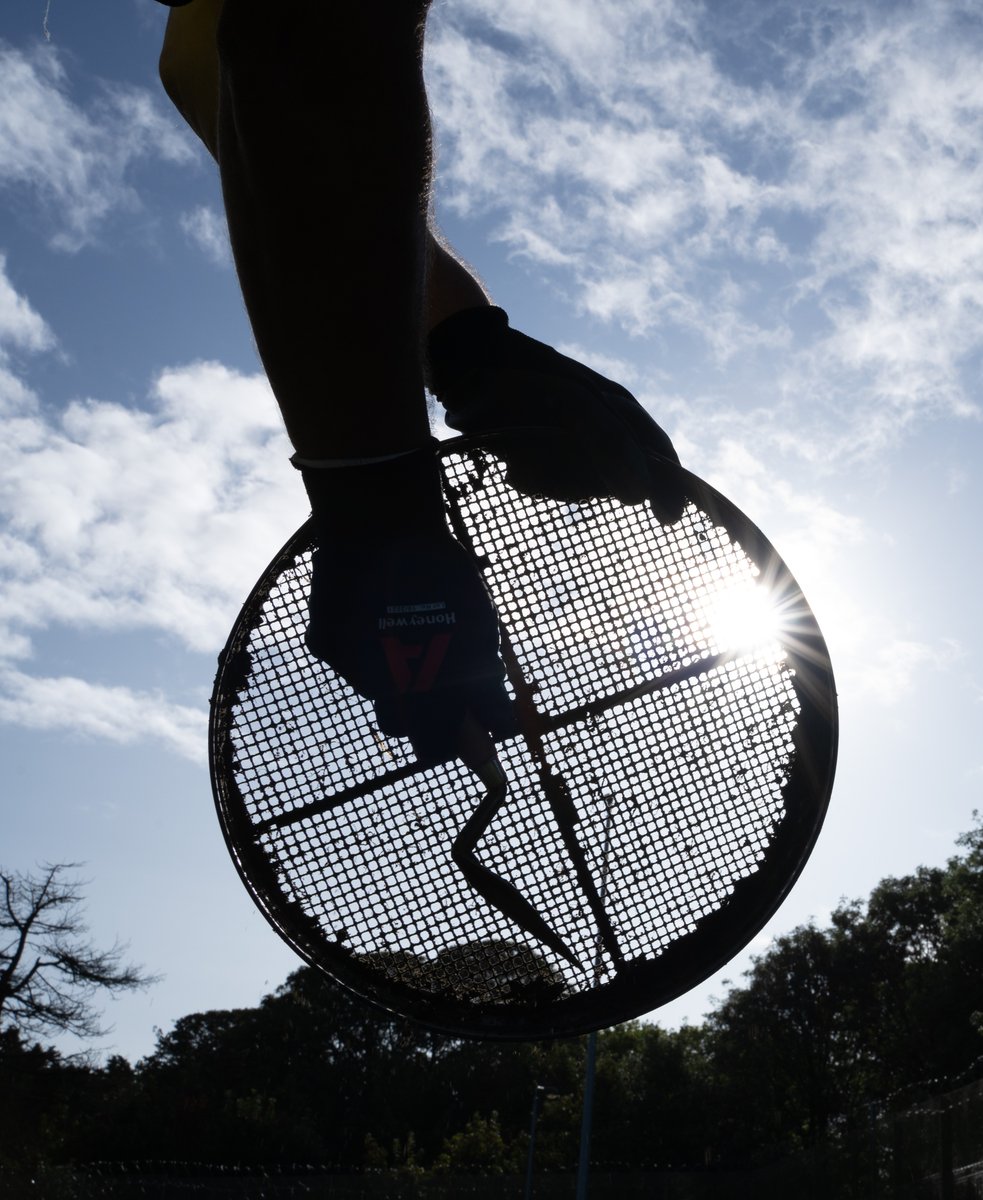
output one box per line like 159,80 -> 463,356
210,436 -> 837,1037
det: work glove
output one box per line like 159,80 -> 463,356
427,306 -> 686,525
297,447 -> 515,766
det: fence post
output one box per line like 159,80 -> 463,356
940,1106 -> 954,1200
891,1115 -> 903,1200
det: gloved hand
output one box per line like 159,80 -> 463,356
297,448 -> 515,766
427,307 -> 686,525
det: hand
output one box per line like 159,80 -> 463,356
304,528 -> 515,766
428,307 -> 686,525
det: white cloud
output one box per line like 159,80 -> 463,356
427,5 -> 782,336
845,637 -> 963,707
2,6 -> 977,760
0,667 -> 207,764
426,0 -> 983,461
180,205 -> 231,266
554,343 -> 640,387
0,350 -> 309,758
0,40 -> 194,250
0,360 -> 305,660
947,467 -> 969,497
0,252 -> 56,356
0,250 -> 57,421
0,260 -> 309,759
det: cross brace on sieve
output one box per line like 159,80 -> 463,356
445,481 -> 628,974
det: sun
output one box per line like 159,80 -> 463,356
701,575 -> 785,658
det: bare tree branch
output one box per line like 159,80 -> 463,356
0,863 -> 160,1041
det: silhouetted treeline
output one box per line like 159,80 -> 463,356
3,817 -> 983,1175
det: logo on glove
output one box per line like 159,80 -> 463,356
380,632 -> 453,694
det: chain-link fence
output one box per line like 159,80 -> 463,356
0,1167 -> 757,1200
6,1076 -> 983,1200
889,1076 -> 983,1200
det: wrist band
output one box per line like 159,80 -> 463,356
290,447 -> 425,471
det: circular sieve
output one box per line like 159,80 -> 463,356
210,434 -> 837,1038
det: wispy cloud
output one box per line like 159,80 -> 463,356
180,205 -> 231,267
844,637 -> 963,707
0,249 -> 57,417
0,255 -> 308,763
2,4 -> 976,765
426,0 -> 983,462
0,251 -> 55,356
0,40 -> 194,250
0,355 -> 306,756
0,667 -> 208,764
0,357 -> 304,661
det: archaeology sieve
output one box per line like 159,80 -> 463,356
210,434 -> 837,1038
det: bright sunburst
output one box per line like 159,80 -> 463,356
702,576 -> 785,658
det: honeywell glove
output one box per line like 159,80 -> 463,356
296,446 -> 515,766
427,306 -> 686,525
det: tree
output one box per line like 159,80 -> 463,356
703,815 -> 983,1168
706,922 -> 845,1159
137,966 -> 451,1165
434,1112 -> 514,1174
588,1022 -> 712,1168
0,862 -> 157,1041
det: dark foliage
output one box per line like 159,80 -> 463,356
4,816 -> 983,1177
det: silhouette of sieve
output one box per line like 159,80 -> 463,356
210,434 -> 837,1038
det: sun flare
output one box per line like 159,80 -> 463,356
702,578 -> 785,657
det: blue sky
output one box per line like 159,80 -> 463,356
1,0 -> 981,1062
